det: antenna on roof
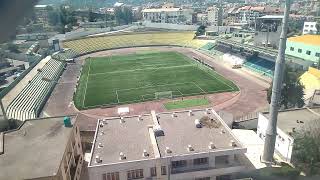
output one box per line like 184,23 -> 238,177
95,155 -> 102,163
165,147 -> 172,154
208,142 -> 216,150
120,117 -> 125,123
142,149 -> 149,157
119,152 -> 126,160
187,144 -> 194,152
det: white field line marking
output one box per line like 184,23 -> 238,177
82,59 -> 92,108
116,82 -> 193,92
89,64 -> 195,76
115,90 -> 120,103
192,82 -> 206,93
197,64 -> 235,91
177,89 -> 183,96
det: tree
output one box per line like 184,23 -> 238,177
48,10 -> 59,26
6,43 -> 20,53
114,6 -> 133,25
316,21 -> 320,35
267,66 -> 305,109
88,9 -> 97,22
196,25 -> 206,36
293,120 -> 320,175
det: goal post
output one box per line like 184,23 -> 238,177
155,91 -> 173,100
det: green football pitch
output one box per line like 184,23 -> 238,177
74,51 -> 238,109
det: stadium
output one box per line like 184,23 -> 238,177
0,30 -> 268,128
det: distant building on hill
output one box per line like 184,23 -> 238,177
0,116 -> 83,180
286,35 -> 320,63
87,109 -> 252,180
303,22 -> 318,35
142,4 -> 194,24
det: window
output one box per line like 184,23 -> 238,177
107,172 -> 120,180
150,167 -> 157,177
195,178 -> 210,180
311,25 -> 314,28
316,53 -> 320,57
171,160 -> 187,168
127,169 -> 143,180
298,49 -> 302,53
306,50 -> 311,55
161,166 -> 167,175
305,25 -> 309,27
290,47 -> 294,51
193,157 -> 209,165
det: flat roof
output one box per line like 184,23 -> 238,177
90,109 -> 244,166
142,8 -> 182,13
0,116 -> 75,180
156,109 -> 241,157
288,35 -> 320,46
258,15 -> 283,19
90,114 -> 156,165
262,108 -> 320,135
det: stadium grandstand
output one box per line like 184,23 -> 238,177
52,49 -> 79,61
5,57 -> 65,121
243,56 -> 275,78
63,32 -> 208,55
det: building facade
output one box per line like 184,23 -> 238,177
286,35 -> 320,63
0,116 -> 83,180
142,5 -> 193,24
257,108 -> 320,163
303,22 -> 318,35
88,109 -> 250,180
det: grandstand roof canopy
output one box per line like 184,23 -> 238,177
288,35 -> 320,46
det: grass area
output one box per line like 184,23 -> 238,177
74,51 -> 238,109
164,98 -> 210,110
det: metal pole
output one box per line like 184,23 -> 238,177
262,0 -> 291,163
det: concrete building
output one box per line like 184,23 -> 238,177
303,22 -> 318,35
142,4 -> 193,24
257,108 -> 320,163
88,109 -> 250,180
207,6 -> 219,26
254,15 -> 283,48
286,35 -> 320,63
0,116 -> 83,180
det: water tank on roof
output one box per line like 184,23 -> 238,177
64,116 -> 72,127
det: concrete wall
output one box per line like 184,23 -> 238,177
88,149 -> 246,180
257,113 -> 294,163
286,41 -> 320,62
143,22 -> 198,30
64,25 -> 134,40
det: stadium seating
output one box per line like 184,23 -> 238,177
6,58 -> 65,121
63,32 -> 207,55
200,42 -> 216,51
52,49 -> 79,61
243,56 -> 275,78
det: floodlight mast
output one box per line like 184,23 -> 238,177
262,0 -> 291,163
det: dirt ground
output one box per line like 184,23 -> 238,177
41,46 -> 269,131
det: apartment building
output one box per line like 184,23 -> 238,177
286,35 -> 320,62
142,4 -> 193,24
88,109 -> 249,180
0,116 -> 83,180
303,22 -> 318,35
257,107 -> 320,163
